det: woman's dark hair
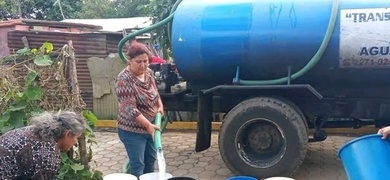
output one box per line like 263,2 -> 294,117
126,41 -> 152,61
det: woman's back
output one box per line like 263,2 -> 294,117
0,126 -> 60,180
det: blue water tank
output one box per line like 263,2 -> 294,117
171,0 -> 390,86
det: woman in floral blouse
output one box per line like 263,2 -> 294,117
0,111 -> 85,180
115,42 -> 164,177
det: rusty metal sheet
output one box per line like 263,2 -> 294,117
7,31 -> 107,55
7,30 -> 115,110
106,34 -> 128,54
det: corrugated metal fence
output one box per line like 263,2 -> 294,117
7,30 -> 123,112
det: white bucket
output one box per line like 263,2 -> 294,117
264,177 -> 295,180
103,173 -> 138,180
139,172 -> 173,180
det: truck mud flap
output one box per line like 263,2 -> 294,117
195,91 -> 213,152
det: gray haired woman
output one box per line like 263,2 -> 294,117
0,111 -> 85,180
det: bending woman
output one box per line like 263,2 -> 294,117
0,111 -> 85,180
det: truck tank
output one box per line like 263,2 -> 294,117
171,0 -> 390,87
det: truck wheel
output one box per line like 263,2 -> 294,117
281,97 -> 309,135
218,97 -> 308,178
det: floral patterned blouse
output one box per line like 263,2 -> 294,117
0,126 -> 60,180
115,68 -> 160,134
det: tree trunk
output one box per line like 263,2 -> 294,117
17,1 -> 22,18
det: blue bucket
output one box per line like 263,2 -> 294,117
338,134 -> 390,180
227,176 -> 257,180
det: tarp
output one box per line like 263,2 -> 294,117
87,54 -> 126,98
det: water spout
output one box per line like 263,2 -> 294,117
157,149 -> 167,180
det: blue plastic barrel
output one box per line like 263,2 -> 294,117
227,176 -> 257,180
338,134 -> 390,180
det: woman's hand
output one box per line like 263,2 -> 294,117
378,126 -> 390,139
146,123 -> 161,138
157,106 -> 164,116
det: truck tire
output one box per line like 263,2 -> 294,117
218,97 -> 308,178
280,97 -> 309,135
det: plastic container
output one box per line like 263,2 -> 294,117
264,177 -> 295,180
103,173 -> 137,180
168,177 -> 196,180
227,176 -> 257,180
139,172 -> 173,180
338,134 -> 390,180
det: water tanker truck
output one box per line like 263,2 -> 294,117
118,0 -> 390,178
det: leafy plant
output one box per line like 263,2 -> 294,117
0,43 -> 103,180
0,47 -> 50,134
57,152 -> 103,180
83,110 -> 99,162
0,71 -> 43,133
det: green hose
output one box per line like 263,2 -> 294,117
238,0 -> 340,85
122,112 -> 168,173
118,0 -> 183,63
118,0 -> 339,84
154,112 -> 163,150
167,0 -> 182,44
161,115 -> 169,133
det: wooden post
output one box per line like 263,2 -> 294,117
21,36 -> 30,49
66,40 -> 88,168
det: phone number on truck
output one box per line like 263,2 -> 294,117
341,58 -> 390,68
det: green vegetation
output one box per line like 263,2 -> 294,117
0,42 -> 103,180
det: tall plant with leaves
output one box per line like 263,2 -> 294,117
0,43 -> 103,180
0,69 -> 42,133
0,42 -> 54,134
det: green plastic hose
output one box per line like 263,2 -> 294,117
118,0 -> 183,63
154,112 -> 163,150
118,0 -> 339,85
122,112 -> 169,173
161,115 -> 169,134
167,0 -> 182,44
238,0 -> 340,85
